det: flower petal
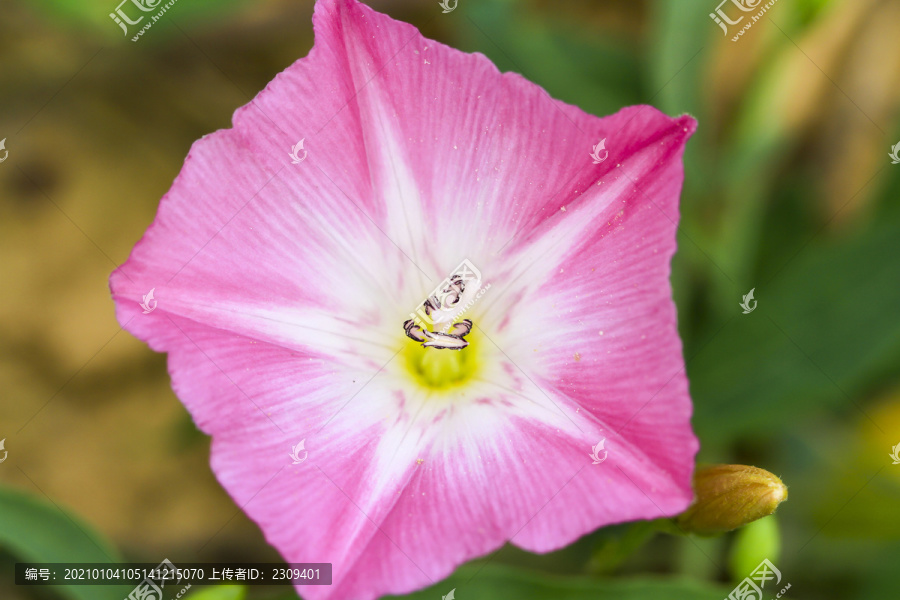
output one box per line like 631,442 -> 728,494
110,1 -> 698,599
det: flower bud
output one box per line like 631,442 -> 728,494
676,464 -> 788,535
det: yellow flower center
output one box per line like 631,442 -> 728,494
401,327 -> 482,391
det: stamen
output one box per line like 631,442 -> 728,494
445,320 -> 472,337
404,319 -> 473,350
421,274 -> 467,318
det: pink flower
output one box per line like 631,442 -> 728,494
110,1 -> 698,598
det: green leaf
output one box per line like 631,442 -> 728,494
456,0 -> 641,117
184,584 -> 247,600
729,516 -> 781,581
0,484 -> 128,600
650,0 -> 708,117
29,0 -> 251,36
690,186 -> 900,443
385,563 -> 731,600
586,521 -> 659,575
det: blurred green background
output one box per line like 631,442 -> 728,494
1,0 -> 899,598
